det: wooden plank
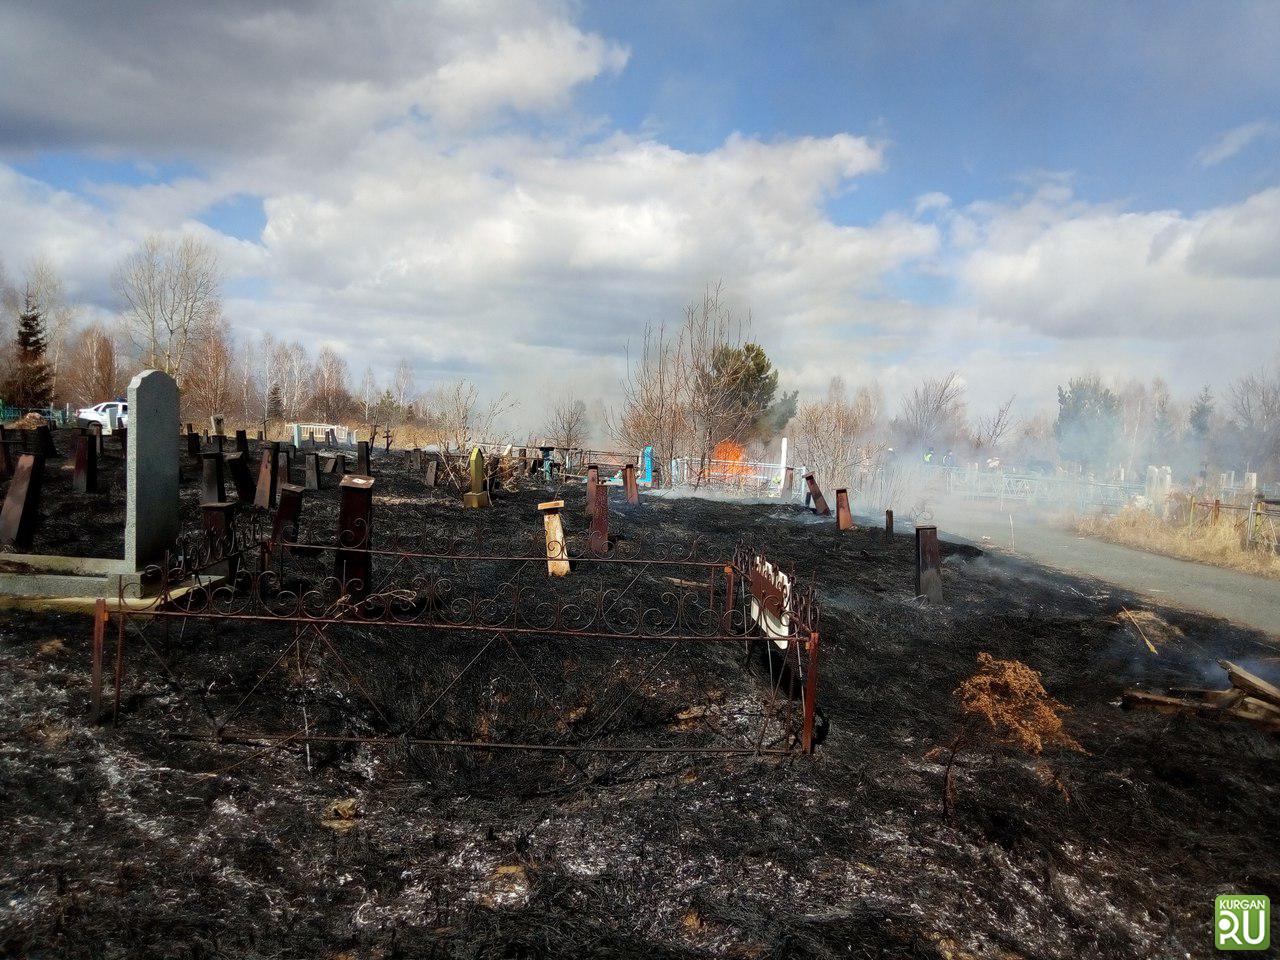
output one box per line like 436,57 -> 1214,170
1220,660 -> 1280,710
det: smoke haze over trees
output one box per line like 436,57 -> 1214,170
1,236 -> 1277,485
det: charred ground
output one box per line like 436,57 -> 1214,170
2,440 -> 1278,959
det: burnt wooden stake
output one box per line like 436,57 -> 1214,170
356,441 -> 371,477
884,509 -> 894,542
0,453 -> 45,550
226,452 -> 255,502
201,452 -> 226,504
914,525 -> 943,604
538,500 -> 571,576
272,483 -> 305,548
425,458 -> 438,488
782,466 -> 795,498
90,598 -> 107,720
835,489 -> 853,530
186,431 -> 202,458
253,442 -> 280,509
585,463 -> 599,519
74,432 -> 99,494
336,475 -> 374,599
34,424 -> 58,458
304,453 -> 320,490
276,448 -> 292,487
623,462 -> 639,505
804,472 -> 830,516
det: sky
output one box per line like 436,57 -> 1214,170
0,0 -> 1277,431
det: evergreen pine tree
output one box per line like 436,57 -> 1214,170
266,382 -> 284,421
1189,386 -> 1214,438
5,289 -> 53,408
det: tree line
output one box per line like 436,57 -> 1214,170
2,234 -> 1277,484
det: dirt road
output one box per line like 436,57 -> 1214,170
933,501 -> 1280,637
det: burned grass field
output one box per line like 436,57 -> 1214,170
2,443 -> 1278,959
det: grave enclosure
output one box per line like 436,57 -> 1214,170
4,376 -> 956,762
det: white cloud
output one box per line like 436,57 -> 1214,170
1195,120 -> 1278,167
955,185 -> 1280,340
0,1 -> 626,158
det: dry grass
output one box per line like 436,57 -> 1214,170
1075,505 -> 1280,581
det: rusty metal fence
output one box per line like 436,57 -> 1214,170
89,522 -> 822,763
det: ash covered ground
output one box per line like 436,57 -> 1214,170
2,437 -> 1279,959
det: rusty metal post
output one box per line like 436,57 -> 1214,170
585,463 -> 599,519
253,442 -> 279,509
74,432 -> 98,494
835,489 -> 853,530
804,472 -> 830,515
722,564 -> 736,634
113,614 -> 124,724
802,631 -> 820,754
538,499 -> 571,576
336,475 -> 374,599
884,509 -> 894,542
914,525 -> 943,603
0,453 -> 44,550
623,463 -> 639,505
589,480 -> 609,554
226,452 -> 254,502
90,598 -> 107,720
201,452 -> 226,503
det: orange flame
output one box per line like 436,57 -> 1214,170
710,440 -> 752,480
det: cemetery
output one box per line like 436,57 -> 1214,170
2,370 -> 1277,958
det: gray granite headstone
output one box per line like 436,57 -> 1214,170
125,370 -> 180,570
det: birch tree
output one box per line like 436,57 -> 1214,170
114,234 -> 222,385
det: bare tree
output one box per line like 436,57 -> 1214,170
795,377 -> 883,493
975,395 -> 1016,452
311,347 -> 351,422
1230,362 -> 1280,474
392,359 -> 415,419
544,396 -> 590,449
360,365 -> 377,423
425,378 -> 513,450
114,234 -> 222,385
181,313 -> 236,421
892,372 -> 967,450
62,322 -> 120,406
610,319 -> 687,474
610,282 -> 771,481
